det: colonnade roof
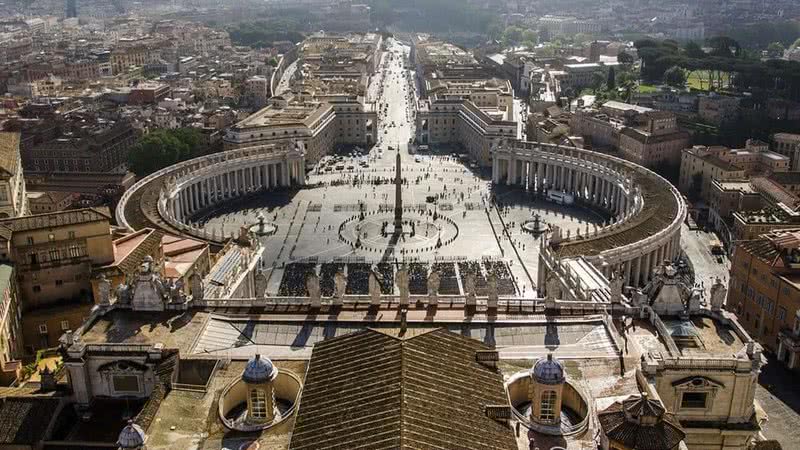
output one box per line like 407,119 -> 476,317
552,160 -> 681,259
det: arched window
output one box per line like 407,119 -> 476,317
540,390 -> 557,423
250,389 -> 267,419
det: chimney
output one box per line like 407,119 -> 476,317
476,350 -> 499,369
399,307 -> 407,335
484,405 -> 512,422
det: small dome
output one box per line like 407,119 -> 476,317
531,353 -> 565,385
117,420 -> 145,449
243,354 -> 278,384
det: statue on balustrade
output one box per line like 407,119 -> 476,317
369,269 -> 381,305
190,272 -> 204,302
334,270 -> 347,300
396,265 -> 409,305
307,272 -> 321,307
427,270 -> 440,303
464,273 -> 476,305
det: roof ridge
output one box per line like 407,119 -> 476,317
399,337 -> 406,450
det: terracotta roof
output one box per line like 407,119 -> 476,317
0,397 -> 61,444
104,228 -> 164,275
770,171 -> 800,186
289,328 -> 516,450
598,395 -> 685,450
0,207 -> 111,232
736,238 -> 781,266
0,132 -> 20,177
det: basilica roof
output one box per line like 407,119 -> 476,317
289,328 -> 516,450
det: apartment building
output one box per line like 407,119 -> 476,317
728,229 -> 800,357
679,142 -> 790,202
771,133 -> 800,170
0,208 -> 114,351
0,133 -> 28,219
618,111 -> 690,169
0,264 -> 22,385
23,120 -> 137,175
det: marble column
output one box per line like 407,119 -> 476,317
642,251 -> 652,284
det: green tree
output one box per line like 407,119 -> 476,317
616,70 -> 636,102
684,41 -> 706,59
767,42 -> 785,57
502,26 -> 524,45
128,128 -> 205,176
664,65 -> 687,87
617,51 -> 634,66
522,29 -> 538,46
707,36 -> 740,58
591,71 -> 606,91
607,66 -> 616,91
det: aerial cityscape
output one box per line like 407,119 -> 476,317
0,0 -> 799,449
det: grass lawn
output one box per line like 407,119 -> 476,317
637,83 -> 659,93
687,70 -> 731,91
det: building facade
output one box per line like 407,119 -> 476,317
728,229 -> 800,355
0,132 -> 28,219
0,208 -> 114,352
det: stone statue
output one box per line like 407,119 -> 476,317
307,273 -> 321,308
97,274 -> 111,306
189,272 -> 204,301
369,270 -> 381,305
710,277 -> 727,312
427,270 -> 440,305
254,270 -> 268,298
688,288 -> 702,313
334,270 -> 347,302
396,265 -> 409,306
610,273 -> 624,304
632,289 -> 648,307
487,273 -> 498,309
464,273 -> 476,306
115,283 -> 133,305
168,279 -> 185,303
546,273 -> 560,307
550,224 -> 563,244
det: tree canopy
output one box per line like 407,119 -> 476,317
128,128 -> 205,177
634,37 -> 800,101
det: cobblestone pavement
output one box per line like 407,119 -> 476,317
680,224 -> 730,298
756,354 -> 800,448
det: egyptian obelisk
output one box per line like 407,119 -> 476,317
394,151 -> 403,227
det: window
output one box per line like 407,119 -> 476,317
32,285 -> 41,293
55,280 -> 63,286
778,306 -> 787,321
68,231 -> 75,239
112,375 -> 140,393
539,390 -> 557,423
49,249 -> 60,261
68,245 -> 82,258
26,237 -> 34,245
38,324 -> 47,334
681,392 -> 707,409
60,320 -> 69,331
250,389 -> 267,419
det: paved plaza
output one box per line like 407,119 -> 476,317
194,41 -> 608,297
